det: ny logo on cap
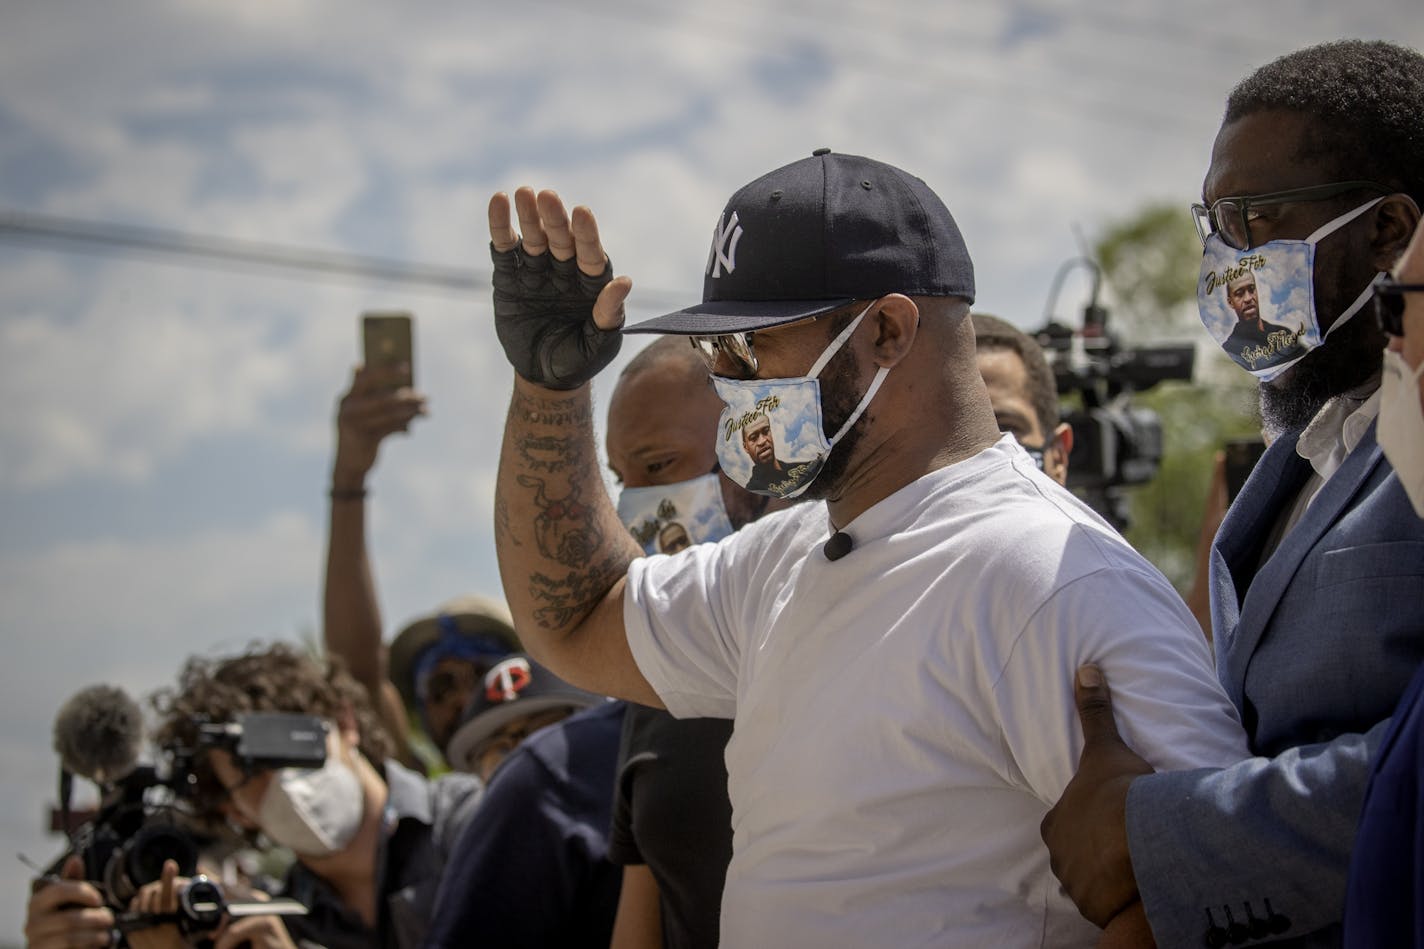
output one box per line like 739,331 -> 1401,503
706,211 -> 743,279
484,656 -> 533,702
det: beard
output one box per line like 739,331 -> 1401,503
1258,308 -> 1384,438
798,345 -> 871,501
719,473 -> 771,530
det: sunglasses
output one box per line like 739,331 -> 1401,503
688,306 -> 864,378
1372,274 -> 1424,338
1190,180 -> 1389,251
689,331 -> 758,377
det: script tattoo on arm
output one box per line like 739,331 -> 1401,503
516,433 -> 575,473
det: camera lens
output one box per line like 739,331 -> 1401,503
111,823 -> 199,904
180,876 -> 227,932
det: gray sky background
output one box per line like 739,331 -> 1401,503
2,1 -> 1419,937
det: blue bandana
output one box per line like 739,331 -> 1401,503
412,614 -> 516,706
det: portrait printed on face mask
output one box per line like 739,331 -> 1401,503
714,391 -> 831,499
1199,261 -> 1307,374
617,472 -> 735,555
1198,198 -> 1385,382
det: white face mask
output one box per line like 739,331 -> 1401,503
1378,348 -> 1424,519
616,471 -> 735,555
1197,198 -> 1385,382
257,739 -> 366,857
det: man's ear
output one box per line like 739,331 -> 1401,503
870,294 -> 919,369
1371,194 -> 1422,271
1045,421 -> 1074,487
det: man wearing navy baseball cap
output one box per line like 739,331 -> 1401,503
486,149 -> 1247,945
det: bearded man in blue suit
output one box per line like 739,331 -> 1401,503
1041,40 -> 1424,949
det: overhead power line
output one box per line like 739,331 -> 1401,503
0,208 -> 699,310
0,208 -> 486,291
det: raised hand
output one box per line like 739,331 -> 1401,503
489,187 -> 632,390
331,363 -> 427,488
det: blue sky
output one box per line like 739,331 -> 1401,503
2,0 -> 1419,936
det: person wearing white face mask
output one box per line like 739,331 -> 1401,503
1342,224 -> 1424,947
146,643 -> 483,949
1375,225 -> 1424,516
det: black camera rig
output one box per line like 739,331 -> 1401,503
46,705 -> 325,945
1034,257 -> 1195,529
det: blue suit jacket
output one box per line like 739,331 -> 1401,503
1125,422 -> 1424,948
1342,658 -> 1424,947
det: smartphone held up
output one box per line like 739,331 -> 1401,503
362,311 -> 415,390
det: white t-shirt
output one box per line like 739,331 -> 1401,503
625,436 -> 1249,949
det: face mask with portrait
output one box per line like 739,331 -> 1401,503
1378,348 -> 1424,518
616,471 -> 735,555
712,303 -> 889,500
256,735 -> 366,857
1197,198 -> 1385,382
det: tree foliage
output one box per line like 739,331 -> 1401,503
1085,204 -> 1261,591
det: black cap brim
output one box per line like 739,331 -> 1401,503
621,297 -> 855,336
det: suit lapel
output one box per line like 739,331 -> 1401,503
1214,432 -> 1310,708
1219,424 -> 1386,709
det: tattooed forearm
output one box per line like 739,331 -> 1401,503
528,553 -> 628,629
497,380 -> 636,645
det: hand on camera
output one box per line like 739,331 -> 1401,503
25,855 -> 115,949
126,860 -> 187,949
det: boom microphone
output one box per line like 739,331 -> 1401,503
53,684 -> 144,786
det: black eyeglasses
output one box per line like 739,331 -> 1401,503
1191,180 -> 1389,251
1372,273 -> 1424,338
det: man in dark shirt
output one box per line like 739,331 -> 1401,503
603,338 -> 771,949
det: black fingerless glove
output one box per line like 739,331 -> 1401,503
491,241 -> 623,390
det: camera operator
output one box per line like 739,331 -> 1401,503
139,642 -> 481,949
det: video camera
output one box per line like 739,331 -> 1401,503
1034,258 -> 1195,529
112,874 -> 308,948
46,686 -> 322,943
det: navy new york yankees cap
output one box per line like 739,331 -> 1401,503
623,148 -> 976,336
